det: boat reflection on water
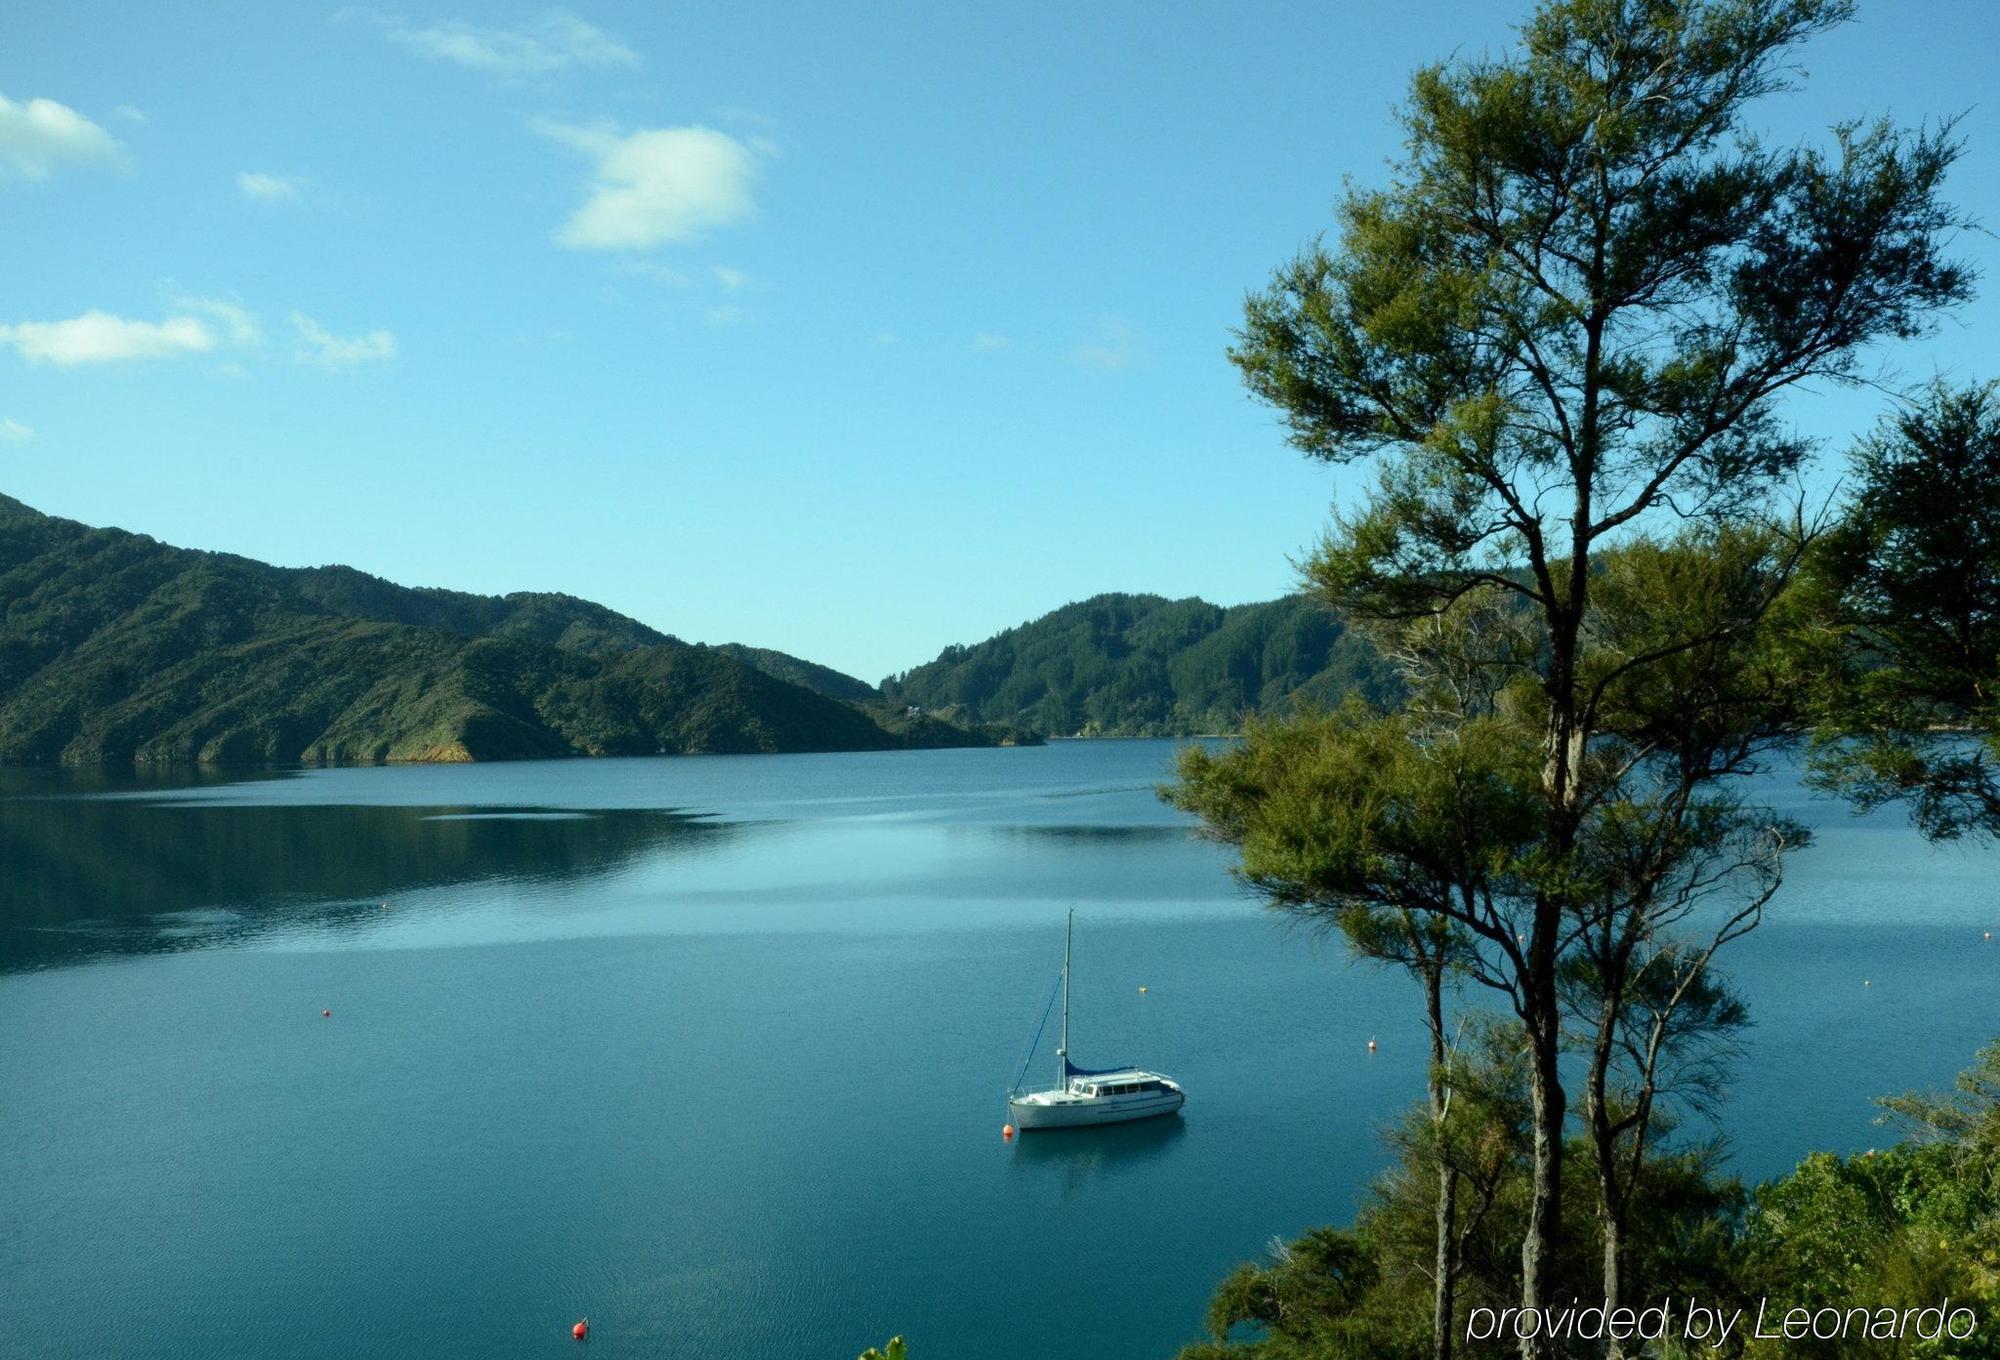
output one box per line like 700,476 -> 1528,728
1006,1106 -> 1189,1190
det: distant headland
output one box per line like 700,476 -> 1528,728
0,494 -> 1391,766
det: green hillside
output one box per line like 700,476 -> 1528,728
878,592 -> 1397,737
0,495 -> 1003,765
714,643 -> 877,702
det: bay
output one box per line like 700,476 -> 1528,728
1,740 -> 1994,1359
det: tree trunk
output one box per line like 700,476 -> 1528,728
1519,475 -> 1590,1356
1425,961 -> 1458,1360
1519,1001 -> 1565,1360
1436,1159 -> 1461,1360
1587,992 -> 1627,1359
1601,1209 -> 1626,1356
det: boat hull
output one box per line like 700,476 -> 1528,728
1008,1089 -> 1184,1130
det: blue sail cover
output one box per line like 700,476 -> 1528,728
1064,1057 -> 1133,1079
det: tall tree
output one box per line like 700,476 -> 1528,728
1171,702 -> 1542,1360
1217,0 -> 1970,1349
1555,524 -> 1807,1343
1805,380 -> 2000,840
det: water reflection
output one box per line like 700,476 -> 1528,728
999,824 -> 1194,843
0,786 -> 723,971
1008,1112 -> 1189,1193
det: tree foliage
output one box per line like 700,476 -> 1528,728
1194,0 -> 1971,1349
1181,1042 -> 2000,1359
1805,381 -> 2000,839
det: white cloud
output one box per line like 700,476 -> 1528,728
616,260 -> 689,286
0,310 -> 214,365
711,265 -> 748,290
373,9 -> 637,75
111,104 -> 148,124
0,92 -> 122,180
0,417 -> 32,444
170,292 -> 262,347
236,171 -> 305,202
1071,316 -> 1143,370
538,121 -> 758,251
704,305 -> 741,327
713,108 -> 782,159
291,312 -> 396,369
971,332 -> 1012,352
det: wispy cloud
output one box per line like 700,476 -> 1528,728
711,265 -> 748,290
111,104 -> 148,124
0,92 -> 123,181
367,9 -> 638,76
616,260 -> 690,286
971,332 -> 1012,352
538,120 -> 759,251
236,171 -> 306,203
0,310 -> 215,365
172,292 -> 262,346
1071,316 -> 1143,371
291,312 -> 396,369
704,305 -> 742,327
0,417 -> 32,444
0,296 -> 377,373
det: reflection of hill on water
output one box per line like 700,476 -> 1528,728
998,823 -> 1192,842
0,794 -> 723,971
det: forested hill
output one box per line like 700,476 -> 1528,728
0,494 -> 1008,765
713,644 -> 877,702
879,592 -> 1398,737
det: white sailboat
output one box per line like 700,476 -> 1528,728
1007,910 -> 1185,1130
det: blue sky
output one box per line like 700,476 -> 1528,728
3,2 -> 1996,682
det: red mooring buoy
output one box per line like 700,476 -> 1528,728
1002,1123 -> 1015,1141
573,1318 -> 588,1340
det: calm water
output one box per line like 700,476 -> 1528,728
1,740 -> 1994,1359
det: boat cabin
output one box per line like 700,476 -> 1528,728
1069,1069 -> 1170,1097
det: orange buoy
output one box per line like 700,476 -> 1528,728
1002,1123 -> 1015,1141
321,1008 -> 331,1018
573,1319 -> 588,1340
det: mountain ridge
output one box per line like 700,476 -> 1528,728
0,494 -> 1392,763
0,494 -> 1013,765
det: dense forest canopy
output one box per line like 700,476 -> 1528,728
0,494 -> 1013,764
0,496 -> 1392,764
880,592 -> 1398,737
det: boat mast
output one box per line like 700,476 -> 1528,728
1057,908 -> 1072,1089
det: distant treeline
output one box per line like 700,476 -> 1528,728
879,592 -> 1399,737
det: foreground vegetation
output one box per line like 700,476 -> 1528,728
1180,1041 -> 2000,1359
1157,0 -> 1994,1355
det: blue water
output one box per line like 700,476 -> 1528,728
1,740 -> 1994,1359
